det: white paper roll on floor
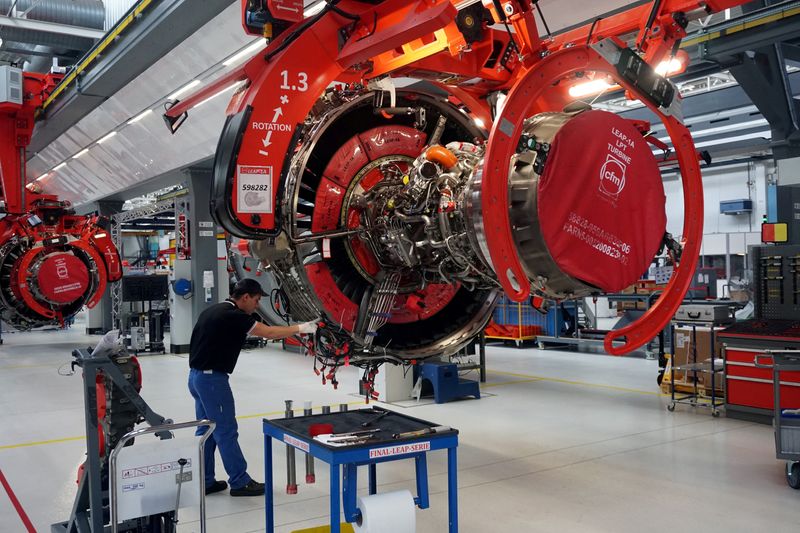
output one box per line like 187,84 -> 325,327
353,489 -> 416,533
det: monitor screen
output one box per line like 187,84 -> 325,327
122,275 -> 169,302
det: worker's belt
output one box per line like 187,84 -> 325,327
191,368 -> 228,375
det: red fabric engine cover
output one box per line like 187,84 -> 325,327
36,253 -> 89,304
537,110 -> 666,292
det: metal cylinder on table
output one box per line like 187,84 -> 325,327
303,401 -> 315,484
285,400 -> 297,494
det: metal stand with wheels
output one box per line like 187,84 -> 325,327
754,350 -> 800,490
667,318 -> 727,417
52,347 -> 212,532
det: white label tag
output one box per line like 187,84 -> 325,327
322,238 -> 331,259
676,334 -> 687,349
283,434 -> 310,452
369,441 -> 430,459
237,165 -> 273,213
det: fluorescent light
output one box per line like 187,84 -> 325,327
194,82 -> 243,109
473,117 -> 485,129
654,129 -> 773,154
128,109 -> 153,124
568,78 -> 615,98
53,162 -> 67,171
168,79 -> 202,101
72,148 -> 90,159
693,130 -> 772,149
97,131 -> 117,144
35,173 -> 50,182
223,40 -> 266,67
304,1 -> 326,16
657,118 -> 769,144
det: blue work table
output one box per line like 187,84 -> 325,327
262,407 -> 459,532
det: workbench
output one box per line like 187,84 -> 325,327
263,407 -> 459,532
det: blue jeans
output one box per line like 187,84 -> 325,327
188,369 -> 252,489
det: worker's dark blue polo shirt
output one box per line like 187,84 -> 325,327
189,300 -> 257,374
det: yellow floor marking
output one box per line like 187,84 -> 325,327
0,435 -> 85,450
488,369 -> 663,396
481,378 -> 543,389
0,363 -> 57,370
3,369 -> 689,450
1,401 -> 367,450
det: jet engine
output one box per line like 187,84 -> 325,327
235,89 -> 666,363
0,194 -> 121,329
164,0 -> 737,390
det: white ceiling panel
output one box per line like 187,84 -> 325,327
29,1 -> 248,204
29,0 -> 647,206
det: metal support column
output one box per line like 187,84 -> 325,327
86,200 -> 123,334
180,167 -> 221,321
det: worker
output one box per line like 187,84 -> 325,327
188,278 -> 318,496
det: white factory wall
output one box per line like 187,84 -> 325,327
663,162 -> 767,257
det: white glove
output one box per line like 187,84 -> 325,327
298,321 -> 318,335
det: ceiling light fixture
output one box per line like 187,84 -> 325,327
194,81 -> 244,109
53,162 -> 67,171
222,40 -> 266,67
168,79 -> 202,101
127,109 -> 153,124
72,148 -> 90,159
304,1 -> 326,16
97,131 -> 118,144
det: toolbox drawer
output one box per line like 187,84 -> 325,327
727,375 -> 800,411
725,348 -> 800,411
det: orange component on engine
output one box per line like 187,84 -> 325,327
425,145 -> 458,169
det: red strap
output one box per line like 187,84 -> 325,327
0,469 -> 37,533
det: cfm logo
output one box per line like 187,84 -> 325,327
599,154 -> 626,198
55,257 -> 69,280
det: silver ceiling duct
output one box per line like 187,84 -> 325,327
0,0 -> 105,51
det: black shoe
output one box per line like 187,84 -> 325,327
229,480 -> 265,497
205,480 -> 228,495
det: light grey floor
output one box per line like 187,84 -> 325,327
1,318 -> 798,533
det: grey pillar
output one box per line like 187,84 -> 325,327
85,200 -> 123,334
180,167 -> 221,322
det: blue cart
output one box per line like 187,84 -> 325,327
263,407 -> 459,532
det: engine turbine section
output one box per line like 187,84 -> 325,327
228,90 -> 667,372
0,198 -> 121,329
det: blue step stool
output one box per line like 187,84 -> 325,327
417,361 -> 480,404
